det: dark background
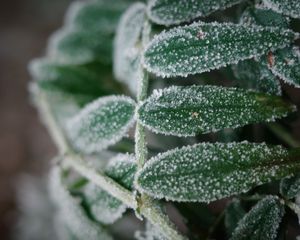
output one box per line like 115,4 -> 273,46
0,1 -> 72,239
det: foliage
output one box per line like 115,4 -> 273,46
29,0 -> 300,239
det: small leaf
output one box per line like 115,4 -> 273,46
225,199 -> 246,237
136,142 -> 300,202
147,0 -> 245,26
65,0 -> 128,34
105,154 -> 137,190
232,59 -> 282,96
280,174 -> 300,199
240,6 -> 290,28
29,58 -> 115,97
263,0 -> 300,19
49,168 -> 113,240
48,28 -> 113,65
266,47 -> 300,88
143,22 -> 296,78
66,96 -> 136,153
231,196 -> 284,240
138,85 -> 295,136
113,3 -> 146,94
83,182 -> 127,224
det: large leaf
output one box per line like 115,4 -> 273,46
49,168 -> 112,240
263,0 -> 300,19
136,142 -> 300,202
66,96 -> 136,153
65,0 -> 128,34
231,196 -> 284,240
266,47 -> 300,88
48,28 -> 113,65
280,174 -> 300,199
113,3 -> 146,94
147,0 -> 245,26
143,22 -> 296,78
137,85 -> 295,136
232,59 -> 282,96
29,58 -> 116,97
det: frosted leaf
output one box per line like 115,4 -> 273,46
83,182 -> 127,224
113,3 -> 146,94
135,221 -> 167,240
136,142 -> 300,202
47,28 -> 113,65
49,167 -> 113,240
232,59 -> 282,96
29,58 -> 114,97
105,154 -> 137,190
147,0 -> 245,26
225,199 -> 246,237
263,0 -> 300,19
280,173 -> 300,199
266,47 -> 300,88
65,0 -> 128,34
231,196 -> 284,240
143,22 -> 296,78
240,6 -> 290,28
137,85 -> 295,136
66,95 -> 136,153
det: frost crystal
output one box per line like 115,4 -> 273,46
66,95 -> 136,153
138,85 -> 295,136
136,142 -> 300,202
143,22 -> 296,78
49,168 -> 112,240
147,0 -> 246,26
263,0 -> 300,19
231,196 -> 284,240
113,3 -> 146,94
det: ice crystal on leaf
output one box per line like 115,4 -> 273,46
49,168 -> 112,240
266,47 -> 300,88
66,96 -> 136,153
147,0 -> 245,26
114,3 -> 146,94
263,0 -> 300,19
280,174 -> 300,199
136,142 -> 300,202
143,22 -> 296,78
231,196 -> 284,240
138,85 -> 295,136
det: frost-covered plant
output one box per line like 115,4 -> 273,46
29,0 -> 300,239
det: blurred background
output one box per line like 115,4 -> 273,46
0,1 -> 72,239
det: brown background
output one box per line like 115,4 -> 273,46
0,1 -> 72,239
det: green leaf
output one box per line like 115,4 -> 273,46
113,3 -> 146,94
147,0 -> 245,26
232,59 -> 282,96
66,96 -> 136,153
29,58 -> 116,97
143,22 -> 296,78
231,196 -> 284,240
48,29 -> 113,65
265,47 -> 300,88
136,142 -> 300,202
263,0 -> 300,19
280,174 -> 300,199
105,154 -> 137,190
65,1 -> 128,34
225,199 -> 246,237
83,182 -> 126,224
138,85 -> 295,136
240,6 -> 290,28
49,167 -> 113,240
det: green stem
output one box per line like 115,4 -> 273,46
267,123 -> 300,148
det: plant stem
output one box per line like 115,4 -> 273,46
267,123 -> 300,148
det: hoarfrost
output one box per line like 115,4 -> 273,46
263,0 -> 300,19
